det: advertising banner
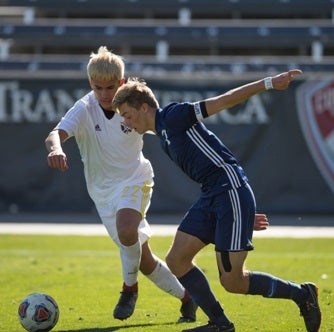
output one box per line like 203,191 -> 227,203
0,77 -> 333,216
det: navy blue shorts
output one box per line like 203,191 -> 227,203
178,183 -> 256,252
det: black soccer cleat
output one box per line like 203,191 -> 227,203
299,282 -> 321,332
113,290 -> 138,320
181,321 -> 235,332
178,298 -> 198,323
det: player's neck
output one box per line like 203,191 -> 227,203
148,108 -> 157,133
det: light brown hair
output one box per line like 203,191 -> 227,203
112,77 -> 159,112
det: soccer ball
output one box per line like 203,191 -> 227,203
18,293 -> 59,332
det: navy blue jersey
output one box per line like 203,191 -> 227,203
155,101 -> 248,194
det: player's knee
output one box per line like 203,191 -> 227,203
165,252 -> 174,269
220,274 -> 247,294
220,280 -> 239,293
165,252 -> 179,273
117,227 -> 138,245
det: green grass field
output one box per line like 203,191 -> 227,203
0,234 -> 333,331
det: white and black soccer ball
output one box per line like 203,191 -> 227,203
18,292 -> 60,332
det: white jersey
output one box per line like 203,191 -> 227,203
55,91 -> 154,205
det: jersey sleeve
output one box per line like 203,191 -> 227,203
55,99 -> 87,138
164,101 -> 208,131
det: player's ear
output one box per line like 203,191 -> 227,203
119,77 -> 125,86
142,103 -> 149,113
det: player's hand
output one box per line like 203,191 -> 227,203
272,69 -> 303,90
253,213 -> 269,231
47,150 -> 69,171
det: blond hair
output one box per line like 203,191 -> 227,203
87,46 -> 125,81
112,77 -> 159,112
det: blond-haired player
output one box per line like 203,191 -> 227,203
45,46 -> 197,322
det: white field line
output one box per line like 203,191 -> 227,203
0,223 -> 334,237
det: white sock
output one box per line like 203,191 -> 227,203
145,258 -> 185,299
120,240 -> 142,286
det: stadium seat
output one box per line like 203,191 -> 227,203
0,0 -> 333,76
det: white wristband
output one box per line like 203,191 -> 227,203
264,77 -> 273,90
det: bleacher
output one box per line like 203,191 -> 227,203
0,0 -> 333,79
1,0 -> 332,19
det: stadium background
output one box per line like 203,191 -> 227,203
0,0 -> 333,224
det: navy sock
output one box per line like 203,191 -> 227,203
178,266 -> 231,325
248,271 -> 308,304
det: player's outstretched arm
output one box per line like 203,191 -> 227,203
204,69 -> 303,116
254,213 -> 269,231
45,130 -> 69,172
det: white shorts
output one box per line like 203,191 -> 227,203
96,180 -> 154,247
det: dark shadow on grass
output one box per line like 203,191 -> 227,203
58,321 -> 177,331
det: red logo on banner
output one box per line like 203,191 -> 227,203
297,80 -> 334,193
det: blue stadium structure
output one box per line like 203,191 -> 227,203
0,0 -> 333,77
